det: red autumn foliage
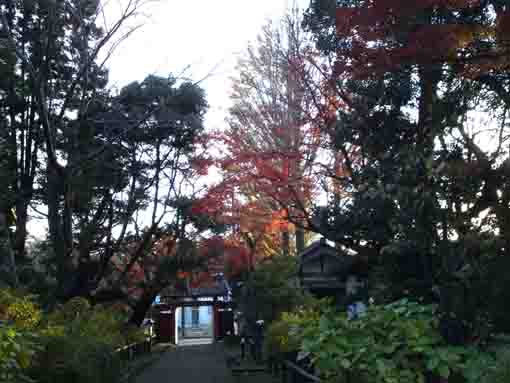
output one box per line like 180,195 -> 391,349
191,13 -> 357,266
194,14 -> 352,255
98,236 -> 225,300
178,237 -> 252,285
190,156 -> 214,176
99,237 -> 177,300
191,235 -> 253,279
335,1 -> 510,80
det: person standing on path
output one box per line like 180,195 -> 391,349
253,319 -> 264,363
239,316 -> 248,360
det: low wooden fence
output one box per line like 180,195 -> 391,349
114,334 -> 157,365
51,334 -> 158,377
268,359 -> 322,383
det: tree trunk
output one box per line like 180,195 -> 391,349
14,202 -> 28,259
46,163 -> 69,292
0,211 -> 18,287
295,227 -> 305,255
129,289 -> 160,327
282,230 -> 290,256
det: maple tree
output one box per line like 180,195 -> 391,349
192,192 -> 282,269
197,10 -> 344,261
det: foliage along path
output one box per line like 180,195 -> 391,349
135,343 -> 273,383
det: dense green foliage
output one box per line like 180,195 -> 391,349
0,326 -> 39,383
35,300 -> 137,383
0,290 -> 43,382
268,299 -> 508,383
0,290 -> 144,383
237,255 -> 311,325
479,349 -> 510,383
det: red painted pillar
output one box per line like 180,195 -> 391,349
157,305 -> 175,343
213,300 -> 220,341
169,305 -> 175,344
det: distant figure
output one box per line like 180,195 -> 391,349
239,318 -> 248,359
254,319 -> 264,363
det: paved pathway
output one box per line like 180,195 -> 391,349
135,344 -> 234,383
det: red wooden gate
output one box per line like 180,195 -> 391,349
157,308 -> 175,343
216,309 -> 234,340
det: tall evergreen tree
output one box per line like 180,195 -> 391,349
0,1 -> 210,313
0,0 -> 131,285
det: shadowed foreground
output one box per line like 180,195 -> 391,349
135,344 -> 231,383
136,343 -> 277,383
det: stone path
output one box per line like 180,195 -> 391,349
135,343 -> 276,383
135,344 -> 233,383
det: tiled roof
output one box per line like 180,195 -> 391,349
160,277 -> 228,298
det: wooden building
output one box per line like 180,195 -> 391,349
298,238 -> 368,305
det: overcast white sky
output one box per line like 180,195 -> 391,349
105,0 -> 309,130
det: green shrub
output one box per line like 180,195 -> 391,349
5,300 -> 41,329
283,299 -> 472,383
264,317 -> 300,359
0,325 -> 40,383
464,347 -> 510,383
485,349 -> 510,383
35,330 -> 122,383
0,289 -> 41,329
237,255 -> 314,324
0,289 -> 145,383
35,301 -> 142,383
0,290 -> 42,382
60,297 -> 91,320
